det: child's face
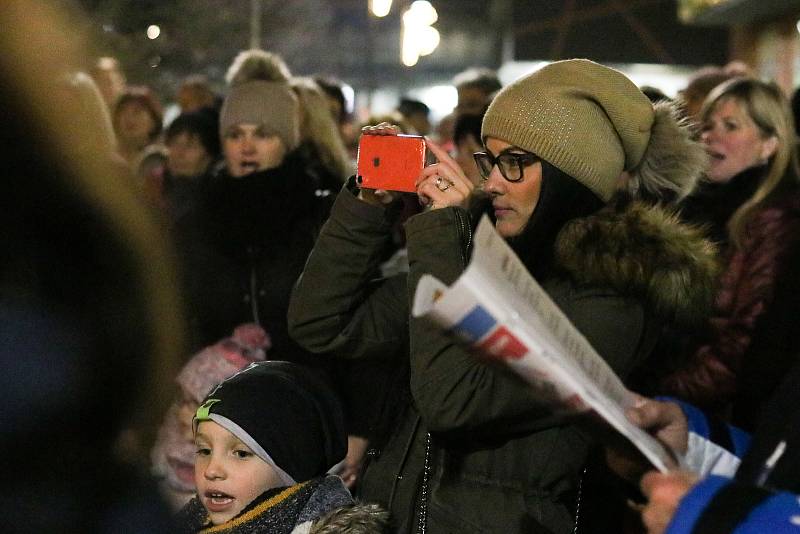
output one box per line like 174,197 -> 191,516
194,421 -> 284,525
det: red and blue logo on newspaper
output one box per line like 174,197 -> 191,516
451,305 -> 528,360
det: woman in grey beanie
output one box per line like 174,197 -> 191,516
175,49 -> 334,363
289,59 -> 719,532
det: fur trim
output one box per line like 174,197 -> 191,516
310,502 -> 390,534
555,200 -> 720,327
226,49 -> 291,86
625,101 -> 708,202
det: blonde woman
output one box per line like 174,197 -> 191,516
664,78 -> 800,429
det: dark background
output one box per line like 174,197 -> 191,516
70,0 -> 729,98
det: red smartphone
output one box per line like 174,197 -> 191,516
356,134 -> 426,192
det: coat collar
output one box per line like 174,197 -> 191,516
554,199 -> 720,327
178,476 -> 384,534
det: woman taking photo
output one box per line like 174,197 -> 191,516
289,59 -> 718,533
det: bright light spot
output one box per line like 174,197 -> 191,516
147,25 -> 161,40
498,60 -> 696,98
401,1 -> 439,67
796,19 -> 800,34
409,85 -> 458,120
417,26 -> 440,56
369,0 -> 392,17
408,1 -> 437,25
341,83 -> 355,115
402,34 -> 419,66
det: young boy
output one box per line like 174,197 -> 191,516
176,360 -> 388,533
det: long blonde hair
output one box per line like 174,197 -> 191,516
291,77 -> 353,182
701,78 -> 800,249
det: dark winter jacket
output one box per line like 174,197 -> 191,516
663,185 -> 800,428
731,234 -> 800,430
288,184 -> 718,533
678,165 -> 765,250
163,170 -> 215,226
662,356 -> 800,533
176,151 -> 334,361
176,475 -> 388,533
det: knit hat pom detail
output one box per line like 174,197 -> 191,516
225,49 -> 291,87
624,101 -> 708,202
219,49 -> 300,151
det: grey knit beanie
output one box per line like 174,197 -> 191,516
219,49 -> 300,152
482,59 -> 706,202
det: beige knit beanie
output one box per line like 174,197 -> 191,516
482,59 -> 706,202
220,49 -> 300,152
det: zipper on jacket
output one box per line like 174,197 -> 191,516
454,209 -> 473,267
416,432 -> 433,534
572,467 -> 586,534
247,246 -> 261,325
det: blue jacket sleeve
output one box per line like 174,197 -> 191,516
658,397 -> 751,476
666,475 -> 800,534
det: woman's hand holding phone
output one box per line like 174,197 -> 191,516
357,123 -> 475,211
416,140 -> 475,211
358,123 -> 402,206
361,122 -> 401,136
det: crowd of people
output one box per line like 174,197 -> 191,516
8,2 -> 800,533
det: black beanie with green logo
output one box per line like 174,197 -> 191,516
194,360 -> 346,485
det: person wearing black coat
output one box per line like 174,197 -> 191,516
173,49 -> 381,493
182,152 -> 332,364
174,49 -> 333,362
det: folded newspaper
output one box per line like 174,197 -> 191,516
411,215 -> 683,473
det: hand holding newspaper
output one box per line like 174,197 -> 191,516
411,215 -> 684,473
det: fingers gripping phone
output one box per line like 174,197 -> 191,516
356,134 -> 426,192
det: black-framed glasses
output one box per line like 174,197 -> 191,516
473,150 -> 540,182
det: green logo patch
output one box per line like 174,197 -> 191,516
195,399 -> 221,421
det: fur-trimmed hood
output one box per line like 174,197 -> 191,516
554,199 -> 720,327
307,502 -> 390,533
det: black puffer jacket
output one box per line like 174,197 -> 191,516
176,150 -> 334,363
